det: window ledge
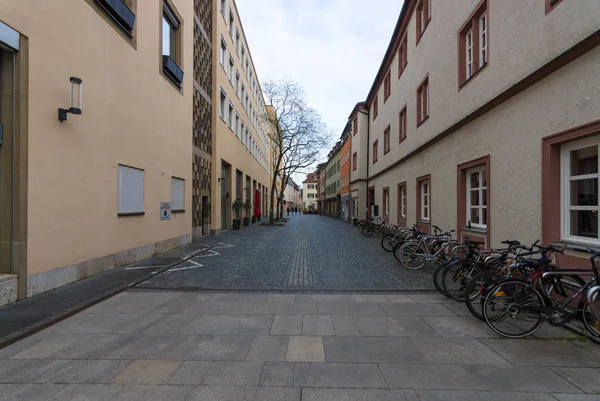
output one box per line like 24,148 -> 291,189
459,63 -> 488,91
461,227 -> 487,234
118,212 -> 145,217
418,220 -> 430,225
417,115 -> 429,128
162,56 -> 184,87
95,0 -> 136,35
172,209 -> 185,214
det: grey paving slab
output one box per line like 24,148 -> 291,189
235,293 -> 268,302
169,335 -> 254,361
48,384 -> 123,401
168,361 -> 213,385
381,303 -> 456,317
111,360 -> 182,384
317,302 -> 387,316
571,340 -> 600,358
270,315 -> 302,335
202,361 -> 264,386
183,315 -> 274,335
46,334 -> 123,359
266,294 -> 295,302
552,395 -> 600,401
143,314 -> 197,335
186,386 -> 301,401
117,291 -> 184,302
120,300 -> 174,314
483,339 -> 600,367
250,302 -> 317,315
0,359 -> 53,383
9,333 -> 86,359
303,315 -> 335,336
331,315 -> 361,336
0,333 -> 47,359
385,294 -> 416,303
380,364 -> 581,392
17,360 -> 131,384
111,384 -> 191,401
182,301 -> 254,315
246,336 -> 288,361
408,294 -> 450,303
83,299 -> 140,314
210,293 -> 242,302
551,367 -> 600,393
260,362 -> 294,387
302,388 -> 420,401
294,363 -> 387,388
416,390 -> 558,401
352,294 -> 367,303
353,316 -> 440,337
324,336 -> 426,363
441,302 -> 474,317
46,313 -> 163,334
361,294 -> 391,303
295,294 -> 355,303
83,335 -> 181,360
0,384 -> 65,401
422,316 -> 501,338
286,336 -> 325,362
410,338 -> 509,365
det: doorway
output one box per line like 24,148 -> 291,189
221,162 -> 231,230
367,187 -> 375,219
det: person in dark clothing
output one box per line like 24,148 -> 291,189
287,207 -> 290,216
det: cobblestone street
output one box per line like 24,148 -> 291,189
139,215 -> 436,292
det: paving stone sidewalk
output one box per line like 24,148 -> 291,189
1,290 -> 599,401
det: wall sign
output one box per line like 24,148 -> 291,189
160,202 -> 171,220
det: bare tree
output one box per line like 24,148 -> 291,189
263,80 -> 331,224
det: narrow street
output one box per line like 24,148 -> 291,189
1,216 -> 599,401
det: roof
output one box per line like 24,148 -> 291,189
303,172 -> 318,184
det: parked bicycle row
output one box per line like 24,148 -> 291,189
356,217 -> 600,339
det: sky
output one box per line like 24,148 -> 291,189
236,0 -> 404,185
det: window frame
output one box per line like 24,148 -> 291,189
171,177 -> 185,213
546,0 -> 565,14
373,95 -> 379,121
235,113 -> 240,137
458,0 -> 489,87
420,180 -> 430,222
416,75 -> 429,127
373,140 -> 379,164
416,174 -> 431,231
560,136 -> 600,246
383,70 -> 391,102
353,116 -> 358,135
416,0 -> 431,44
398,182 -> 407,225
399,105 -> 407,143
220,36 -> 227,68
384,125 -> 391,154
229,9 -> 234,39
353,152 -> 357,171
398,34 -> 408,78
383,187 -> 390,223
118,164 -> 145,216
228,101 -> 234,130
466,166 -> 487,229
219,89 -> 227,121
228,56 -> 234,84
160,0 -> 183,89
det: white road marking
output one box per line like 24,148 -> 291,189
125,266 -> 162,271
195,249 -> 220,258
213,242 -> 235,250
170,265 -> 204,272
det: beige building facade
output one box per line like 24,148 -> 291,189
302,172 -> 318,209
353,0 -> 600,266
212,0 -> 270,232
0,0 -> 195,303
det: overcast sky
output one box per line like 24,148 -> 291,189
236,0 -> 404,184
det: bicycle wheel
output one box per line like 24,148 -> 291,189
482,280 -> 546,338
398,242 -> 427,270
464,271 -> 497,321
433,259 -> 460,297
442,260 -> 482,302
381,234 -> 396,252
578,286 -> 600,337
362,225 -> 374,237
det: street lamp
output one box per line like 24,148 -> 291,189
58,77 -> 83,122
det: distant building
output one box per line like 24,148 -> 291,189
303,172 -> 319,209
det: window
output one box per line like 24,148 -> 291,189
399,106 -> 407,142
241,46 -> 246,67
245,94 -> 249,110
373,95 -> 379,121
546,0 -> 565,14
398,183 -> 407,221
220,36 -> 227,67
241,122 -> 245,143
417,76 -> 429,126
384,126 -> 391,154
229,10 -> 234,39
466,166 -> 487,228
236,29 -> 240,55
398,35 -> 408,77
228,56 -> 234,83
241,84 -> 246,106
561,138 -> 600,244
118,165 -> 144,215
88,0 -> 136,39
161,1 -> 183,87
220,89 -> 227,120
171,177 -> 185,212
373,140 -> 379,164
246,60 -> 249,74
220,0 -> 226,16
384,70 -> 391,102
235,113 -> 240,137
228,102 -> 234,129
235,71 -> 240,97
353,152 -> 357,171
383,188 -> 390,222
353,116 -> 358,135
416,0 -> 431,42
459,1 -> 488,85
419,178 -> 430,222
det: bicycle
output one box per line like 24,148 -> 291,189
396,228 -> 456,270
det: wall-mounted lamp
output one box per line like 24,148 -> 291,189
58,77 -> 83,122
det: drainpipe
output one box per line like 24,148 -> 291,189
10,54 -> 15,276
364,109 -> 370,220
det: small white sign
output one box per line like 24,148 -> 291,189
160,202 -> 171,221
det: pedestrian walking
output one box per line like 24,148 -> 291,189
287,207 -> 290,216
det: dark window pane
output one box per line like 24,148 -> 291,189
470,190 -> 479,206
482,189 -> 487,206
470,208 -> 480,224
482,207 -> 487,225
570,146 -> 598,176
470,171 -> 480,188
570,210 -> 598,239
571,179 -> 598,206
